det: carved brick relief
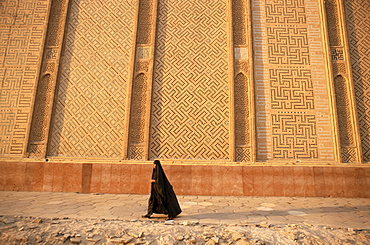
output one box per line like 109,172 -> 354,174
253,0 -> 335,160
28,74 -> 52,158
233,0 -> 254,162
137,0 -> 154,45
325,0 -> 342,47
335,76 -> 354,144
345,0 -> 370,162
232,0 -> 247,46
235,73 -> 250,162
128,73 -> 148,160
127,0 -> 157,160
324,0 -> 362,163
1,0 -> 367,164
150,0 -> 231,160
267,27 -> 310,65
48,0 -> 137,158
28,0 -> 70,158
0,0 -> 50,156
272,114 -> 318,158
270,69 -> 314,110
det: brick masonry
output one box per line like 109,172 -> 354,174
0,161 -> 369,198
0,0 -> 369,196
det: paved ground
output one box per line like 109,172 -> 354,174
0,191 -> 369,229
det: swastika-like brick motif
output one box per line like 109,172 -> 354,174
270,69 -> 314,110
253,0 -> 335,160
48,0 -> 136,158
267,27 -> 310,65
150,0 -> 230,160
345,0 -> 370,162
129,145 -> 144,161
272,114 -> 318,158
266,0 -> 306,23
331,47 -> 344,61
236,147 -> 251,162
0,0 -> 49,155
341,147 -> 357,163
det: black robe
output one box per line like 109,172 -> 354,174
145,160 -> 182,219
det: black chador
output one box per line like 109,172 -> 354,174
142,160 -> 182,220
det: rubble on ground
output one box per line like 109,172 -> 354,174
0,215 -> 369,244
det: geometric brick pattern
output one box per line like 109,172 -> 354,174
127,0 -> 157,160
235,147 -> 251,162
28,0 -> 70,159
334,74 -> 358,163
48,0 -> 136,158
235,73 -> 250,161
272,114 -> 318,158
331,47 -> 344,61
341,147 -> 358,163
325,0 -> 342,46
334,76 -> 353,146
128,73 -> 148,160
253,0 -> 333,160
265,0 -> 306,24
150,0 -> 230,160
1,0 -> 366,165
232,0 -> 247,46
0,0 -> 49,155
325,0 -> 360,163
267,27 -> 310,65
270,69 -> 314,110
345,0 -> 370,162
233,0 -> 253,162
137,0 -> 154,45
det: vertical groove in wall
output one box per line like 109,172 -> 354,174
325,0 -> 362,163
128,0 -> 157,160
344,0 -> 369,162
28,0 -> 71,158
233,0 -> 253,162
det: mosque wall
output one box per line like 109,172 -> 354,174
0,0 -> 51,156
0,0 -> 369,196
150,0 -> 232,160
47,0 -> 137,158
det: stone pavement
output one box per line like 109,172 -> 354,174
0,191 -> 369,229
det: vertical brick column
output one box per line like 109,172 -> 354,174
232,0 -> 256,162
127,0 -> 159,160
27,0 -> 71,158
324,0 -> 363,163
344,0 -> 370,162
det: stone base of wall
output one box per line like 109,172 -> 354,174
0,160 -> 369,198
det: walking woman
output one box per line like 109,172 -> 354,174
142,160 -> 182,220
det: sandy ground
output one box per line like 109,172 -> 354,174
1,215 -> 369,245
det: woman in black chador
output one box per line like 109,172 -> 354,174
142,160 -> 182,220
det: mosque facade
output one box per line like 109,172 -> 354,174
0,0 -> 369,197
